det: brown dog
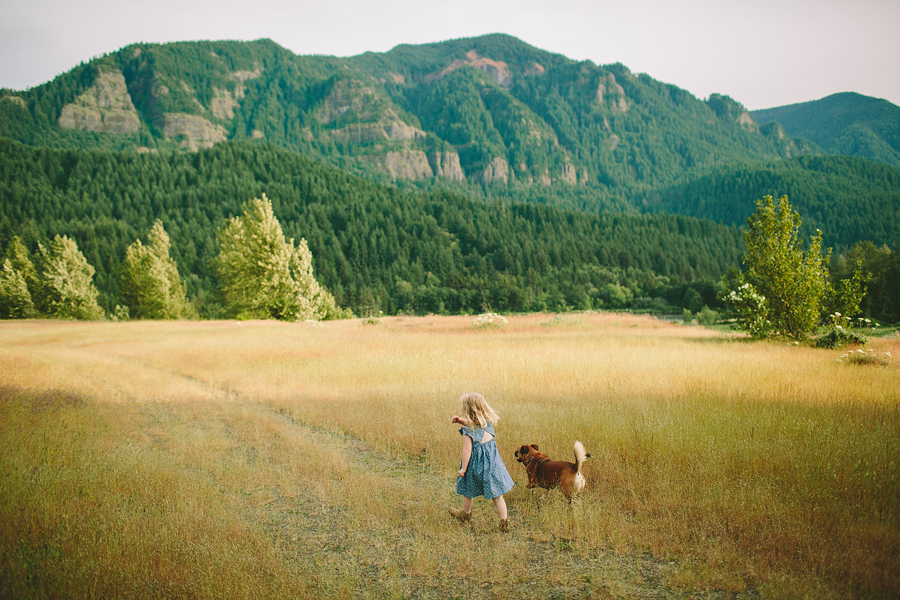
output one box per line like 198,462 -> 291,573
514,441 -> 591,499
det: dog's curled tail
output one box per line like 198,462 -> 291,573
573,440 -> 591,473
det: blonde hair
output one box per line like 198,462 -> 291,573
459,392 -> 500,429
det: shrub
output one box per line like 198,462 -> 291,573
472,312 -> 508,330
814,312 -> 872,349
697,306 -> 720,326
836,348 -> 892,366
724,282 -> 773,338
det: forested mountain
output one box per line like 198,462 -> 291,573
645,155 -> 900,249
0,138 -> 742,315
0,34 -> 815,212
1,34 -> 898,321
752,93 -> 900,169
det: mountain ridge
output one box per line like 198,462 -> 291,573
752,92 -> 900,168
0,34 -> 816,202
1,34 -> 897,255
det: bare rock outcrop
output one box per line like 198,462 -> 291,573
58,70 -> 141,134
319,79 -> 426,144
210,88 -> 240,120
425,50 -> 513,88
595,73 -> 629,113
738,111 -> 759,133
330,114 -> 425,145
560,162 -> 578,184
525,62 -> 546,76
160,113 -> 227,150
377,150 -> 434,180
1,95 -> 27,109
428,151 -> 466,182
538,169 -> 552,186
481,157 -> 510,184
209,69 -> 261,120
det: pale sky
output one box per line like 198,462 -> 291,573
1,0 -> 898,111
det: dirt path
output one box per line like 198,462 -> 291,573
239,402 -> 759,600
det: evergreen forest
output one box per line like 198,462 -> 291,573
0,139 -> 742,317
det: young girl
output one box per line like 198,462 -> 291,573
449,392 -> 515,532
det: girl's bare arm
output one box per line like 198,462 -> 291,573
458,434 -> 473,477
451,415 -> 470,426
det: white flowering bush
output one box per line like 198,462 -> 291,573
814,312 -> 872,349
835,348 -> 891,367
472,312 -> 508,330
362,310 -> 383,325
724,282 -> 773,338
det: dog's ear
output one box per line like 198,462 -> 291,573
531,444 -> 539,451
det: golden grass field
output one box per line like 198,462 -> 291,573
1,313 -> 898,599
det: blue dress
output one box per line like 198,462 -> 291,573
456,423 -> 515,500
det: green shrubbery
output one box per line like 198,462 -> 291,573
0,235 -> 104,320
724,195 -> 866,340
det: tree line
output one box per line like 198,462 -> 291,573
647,155 -> 900,250
0,138 -> 746,318
1,196 -> 344,321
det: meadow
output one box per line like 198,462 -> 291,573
0,313 -> 897,599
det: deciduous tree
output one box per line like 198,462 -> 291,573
120,220 -> 196,319
0,258 -> 35,318
216,194 -> 344,321
35,235 -> 104,320
725,195 -> 864,340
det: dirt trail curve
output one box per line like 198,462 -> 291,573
243,401 -> 759,600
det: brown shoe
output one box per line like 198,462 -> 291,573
499,518 -> 509,533
448,508 -> 471,523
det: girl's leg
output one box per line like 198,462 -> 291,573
462,496 -> 474,513
492,495 -> 508,520
449,496 -> 474,523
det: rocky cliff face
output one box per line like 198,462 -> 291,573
209,69 -> 260,120
58,70 -> 141,134
424,49 -> 513,89
595,73 -> 629,113
481,157 -> 510,184
377,150 -> 434,180
428,151 -> 466,182
160,113 -> 227,149
319,80 -> 426,144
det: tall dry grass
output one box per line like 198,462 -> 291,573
1,314 -> 897,598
